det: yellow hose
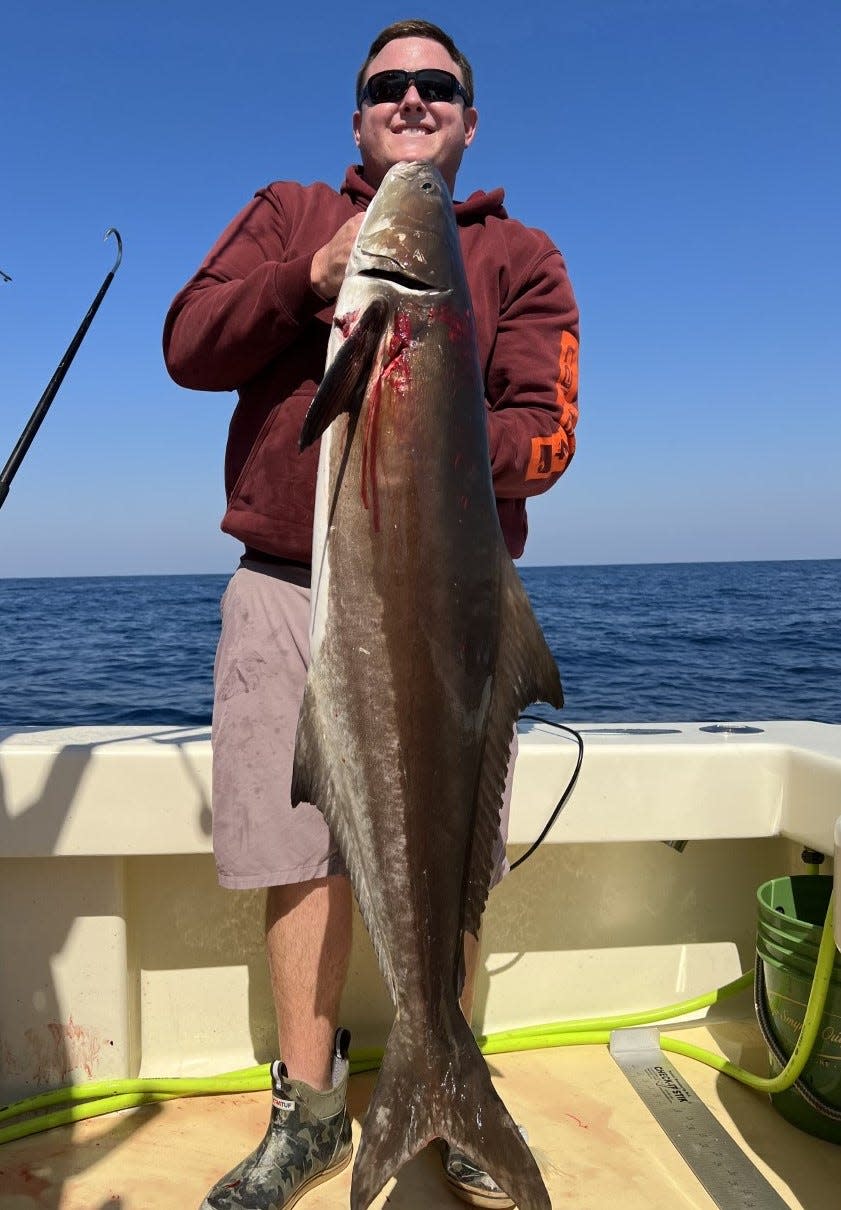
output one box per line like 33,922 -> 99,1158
1,894 -> 834,1146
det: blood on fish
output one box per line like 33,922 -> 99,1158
360,311 -> 412,531
390,310 -> 413,357
380,312 -> 413,398
335,310 -> 360,339
361,373 -> 383,529
428,303 -> 474,347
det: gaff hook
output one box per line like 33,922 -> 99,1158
105,226 -> 123,274
0,227 -> 124,510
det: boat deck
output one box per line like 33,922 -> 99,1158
2,1020 -> 839,1209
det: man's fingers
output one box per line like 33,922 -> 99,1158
311,213 -> 366,301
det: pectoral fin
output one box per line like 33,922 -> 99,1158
299,298 -> 389,450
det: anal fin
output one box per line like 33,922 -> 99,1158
462,553 -> 563,940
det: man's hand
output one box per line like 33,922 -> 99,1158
310,213 -> 366,301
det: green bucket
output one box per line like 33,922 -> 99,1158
756,874 -> 841,1143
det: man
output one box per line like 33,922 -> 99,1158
164,19 -> 578,1210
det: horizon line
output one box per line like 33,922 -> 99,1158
2,554 -> 840,582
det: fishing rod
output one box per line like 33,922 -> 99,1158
0,227 -> 123,510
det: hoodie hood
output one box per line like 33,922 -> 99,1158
340,164 -> 507,224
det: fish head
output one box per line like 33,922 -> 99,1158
349,161 -> 464,295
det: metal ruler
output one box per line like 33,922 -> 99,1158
609,1028 -> 790,1209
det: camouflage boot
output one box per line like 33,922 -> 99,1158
200,1029 -> 353,1210
443,1146 -> 515,1209
443,1126 -> 530,1209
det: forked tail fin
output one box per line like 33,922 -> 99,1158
351,1010 -> 550,1210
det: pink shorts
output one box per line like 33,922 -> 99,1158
211,560 -> 514,890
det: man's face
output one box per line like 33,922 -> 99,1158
353,36 -> 478,192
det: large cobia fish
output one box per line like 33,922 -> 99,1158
292,160 -> 562,1209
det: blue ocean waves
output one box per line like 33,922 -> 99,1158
519,560 -> 841,724
1,560 -> 839,727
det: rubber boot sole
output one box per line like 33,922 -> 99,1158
283,1146 -> 353,1209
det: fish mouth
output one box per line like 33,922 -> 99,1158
358,266 -> 436,291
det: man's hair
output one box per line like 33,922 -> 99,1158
356,19 -> 475,107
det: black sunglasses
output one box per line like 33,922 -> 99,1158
358,69 -> 471,108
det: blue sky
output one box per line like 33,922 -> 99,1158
1,0 -> 838,576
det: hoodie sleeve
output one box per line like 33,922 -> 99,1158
162,186 -> 327,392
486,243 -> 579,499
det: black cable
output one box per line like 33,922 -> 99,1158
509,716 -> 584,871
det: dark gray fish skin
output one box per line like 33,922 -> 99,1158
293,161 -> 562,1210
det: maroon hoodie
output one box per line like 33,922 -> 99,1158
163,166 -> 579,562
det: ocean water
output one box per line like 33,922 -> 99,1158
0,559 -> 839,729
